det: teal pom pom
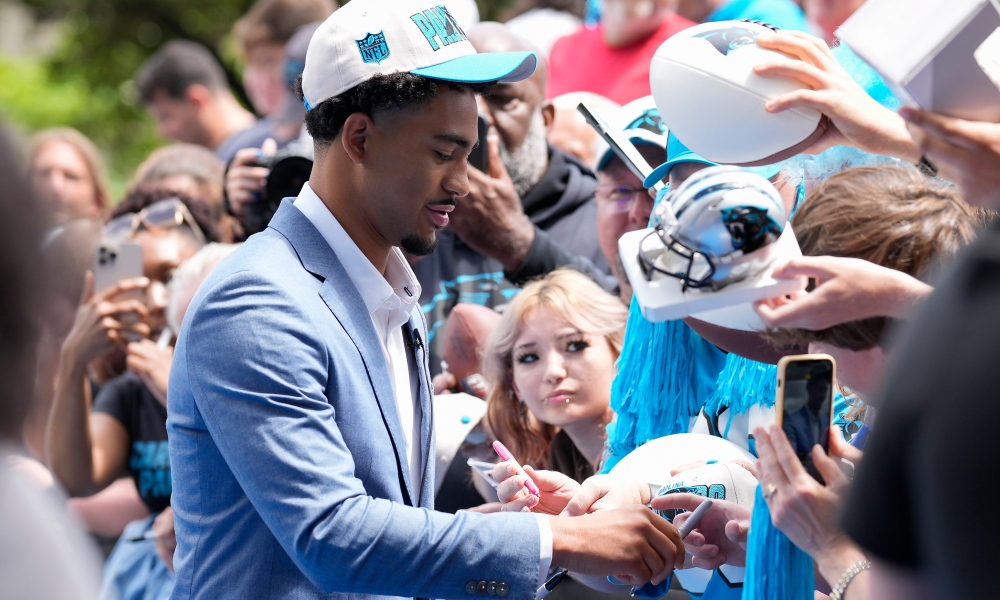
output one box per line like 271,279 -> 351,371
743,485 -> 815,600
608,299 -> 703,458
705,354 -> 777,416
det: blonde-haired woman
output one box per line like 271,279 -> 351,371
29,128 -> 110,223
483,268 -> 628,484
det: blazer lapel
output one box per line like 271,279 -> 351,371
407,310 -> 436,508
268,201 -> 417,506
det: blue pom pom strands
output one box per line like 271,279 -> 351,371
742,485 -> 815,600
704,354 -> 777,425
608,299 -> 702,459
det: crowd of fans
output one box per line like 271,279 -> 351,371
3,0 -> 1000,599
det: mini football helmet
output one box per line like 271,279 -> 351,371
639,165 -> 786,290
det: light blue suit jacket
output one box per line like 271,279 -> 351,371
167,201 -> 540,599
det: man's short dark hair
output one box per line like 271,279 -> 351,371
295,72 -> 493,148
136,40 -> 229,103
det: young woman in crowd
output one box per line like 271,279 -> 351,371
483,268 -> 628,486
29,128 -> 110,225
45,184 -> 211,599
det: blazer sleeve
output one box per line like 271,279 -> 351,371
183,269 -> 541,597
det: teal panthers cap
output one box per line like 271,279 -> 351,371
301,0 -> 537,109
644,132 -> 785,188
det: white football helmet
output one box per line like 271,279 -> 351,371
640,165 -> 786,290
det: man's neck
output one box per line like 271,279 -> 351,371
309,172 -> 392,274
206,96 -> 257,150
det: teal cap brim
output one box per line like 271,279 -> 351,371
643,151 -> 718,188
410,51 -> 537,84
642,154 -> 786,188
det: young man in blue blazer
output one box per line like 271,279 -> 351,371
167,1 -> 684,598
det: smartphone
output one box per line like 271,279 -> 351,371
774,354 -> 835,484
467,114 -> 490,172
576,100 -> 666,195
467,458 -> 501,488
93,239 -> 144,294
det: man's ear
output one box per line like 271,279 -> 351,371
340,112 -> 373,165
185,84 -> 213,108
541,100 -> 556,134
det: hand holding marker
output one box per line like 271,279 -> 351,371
608,498 -> 715,595
492,440 -> 541,497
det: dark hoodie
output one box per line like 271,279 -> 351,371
413,146 -> 613,376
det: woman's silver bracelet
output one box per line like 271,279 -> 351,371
829,559 -> 872,600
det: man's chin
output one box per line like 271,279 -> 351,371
400,233 -> 438,257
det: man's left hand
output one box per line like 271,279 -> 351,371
449,135 -> 535,272
152,507 -> 177,572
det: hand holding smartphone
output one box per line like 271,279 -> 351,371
92,239 -> 147,343
774,354 -> 836,484
93,240 -> 144,295
467,115 -> 490,173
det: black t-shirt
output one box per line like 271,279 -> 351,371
547,430 -> 595,485
92,374 -> 171,514
842,222 -> 1000,598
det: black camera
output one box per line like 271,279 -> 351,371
229,139 -> 314,236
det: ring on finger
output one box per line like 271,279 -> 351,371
763,483 -> 777,499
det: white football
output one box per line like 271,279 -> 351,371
609,432 -> 755,484
649,20 -> 827,166
571,435 -> 757,595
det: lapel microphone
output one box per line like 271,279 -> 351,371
405,329 -> 423,351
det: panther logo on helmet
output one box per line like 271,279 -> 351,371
639,165 -> 787,291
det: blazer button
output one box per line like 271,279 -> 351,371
465,581 -> 478,595
487,581 -> 498,595
497,583 -> 509,597
477,581 -> 488,594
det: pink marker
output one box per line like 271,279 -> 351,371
492,440 -> 541,497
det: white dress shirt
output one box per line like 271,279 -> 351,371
294,184 -> 552,591
295,184 -> 423,501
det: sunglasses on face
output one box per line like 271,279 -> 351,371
595,184 -> 661,214
104,198 -> 206,244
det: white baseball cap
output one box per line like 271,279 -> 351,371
301,0 -> 537,109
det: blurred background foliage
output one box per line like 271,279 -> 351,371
0,0 -> 516,198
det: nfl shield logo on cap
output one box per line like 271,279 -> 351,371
356,31 -> 390,64
301,0 -> 537,109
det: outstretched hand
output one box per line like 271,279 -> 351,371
650,493 -> 752,569
902,107 -> 1000,210
755,256 -> 932,330
561,475 -> 651,516
753,30 -> 921,163
491,461 -> 580,515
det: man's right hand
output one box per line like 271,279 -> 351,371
549,507 -> 685,587
226,139 -> 277,219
